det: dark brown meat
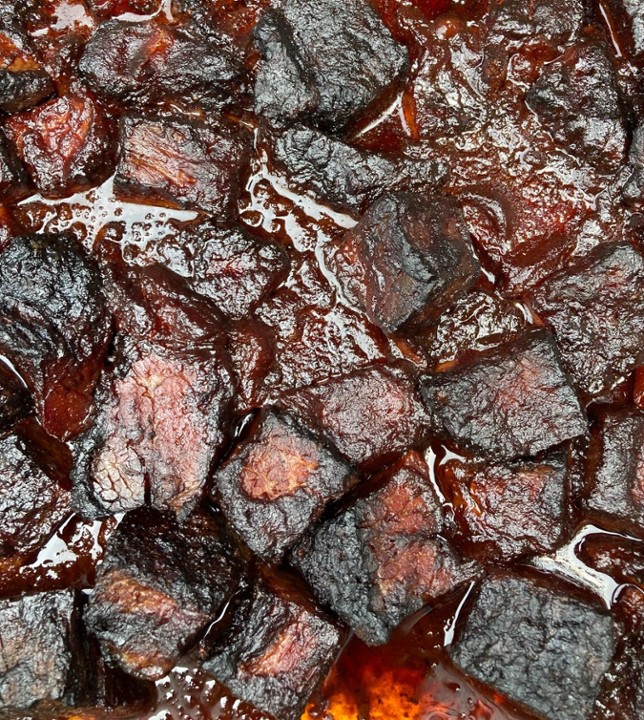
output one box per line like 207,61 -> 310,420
0,361 -> 31,434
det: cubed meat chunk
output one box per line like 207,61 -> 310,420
438,450 -> 570,561
227,319 -> 275,413
450,574 -> 618,720
0,430 -> 71,557
270,126 -> 446,214
114,115 -> 249,217
417,291 -> 527,372
254,0 -> 407,129
79,19 -> 241,108
292,451 -> 479,645
0,362 -> 31,434
526,41 -> 627,173
212,409 -> 354,562
85,508 -> 243,681
604,0 -> 644,62
72,335 -> 232,519
203,573 -> 344,720
280,364 -> 431,468
328,192 -> 479,333
176,222 -> 289,320
584,410 -> 644,537
488,0 -> 584,43
0,17 -> 54,113
4,93 -> 115,199
0,591 -> 77,710
529,242 -> 644,401
422,330 -> 587,460
0,130 -> 30,202
0,234 -> 111,440
579,533 -> 644,587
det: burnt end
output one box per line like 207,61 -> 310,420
85,508 -> 243,681
178,222 -> 290,320
292,451 -> 479,645
227,319 -> 275,413
417,290 -> 527,372
280,364 -> 431,468
204,573 -> 344,720
72,335 -> 233,519
604,0 -> 644,62
213,409 -> 354,562
254,0 -> 407,130
488,0 -> 585,43
0,18 -> 54,114
624,124 -> 644,203
3,93 -> 115,199
529,242 -> 644,401
0,362 -> 31,434
79,19 -> 242,109
450,574 -> 618,720
438,450 -> 570,561
526,41 -> 627,173
421,330 -> 587,461
114,115 -> 250,217
0,130 -> 30,202
270,126 -> 445,214
584,409 -> 644,537
329,192 -> 479,333
0,234 -> 111,441
0,591 -> 78,710
579,533 -> 644,587
0,430 -> 71,558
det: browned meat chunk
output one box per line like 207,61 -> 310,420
280,364 -> 430,468
213,409 -> 354,562
451,574 -> 618,720
0,130 -> 30,201
203,573 -> 344,720
0,429 -> 71,557
114,115 -> 249,216
0,591 -> 78,710
0,234 -> 111,440
526,41 -> 627,173
604,0 -> 644,62
4,93 -> 115,199
85,508 -> 243,681
422,330 -> 587,460
292,451 -> 479,645
488,0 -> 584,43
328,192 -> 479,333
227,319 -> 275,413
254,0 -> 407,129
72,334 -> 233,519
79,19 -> 241,109
529,243 -> 644,401
438,450 -> 571,561
579,533 -> 644,587
417,290 -> 527,372
584,410 -> 644,537
0,361 -> 31,434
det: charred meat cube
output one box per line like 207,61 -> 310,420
417,290 -> 527,372
3,93 -> 115,199
292,451 -> 479,645
0,429 -> 71,557
328,192 -> 479,333
422,330 -> 587,460
438,450 -> 570,561
0,130 -> 29,201
529,242 -> 644,401
85,508 -> 242,681
72,334 -> 233,519
254,0 -> 407,129
114,115 -> 249,217
227,319 -> 275,413
212,409 -> 354,562
526,41 -> 627,173
584,410 -> 644,537
79,19 -> 241,109
280,364 -> 431,468
204,573 -> 344,720
579,533 -> 644,587
0,362 -> 30,434
488,0 -> 584,43
604,0 -> 644,62
0,16 -> 54,113
177,222 -> 289,320
0,234 -> 111,441
270,126 -> 445,214
0,591 -> 77,710
451,574 -> 618,720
